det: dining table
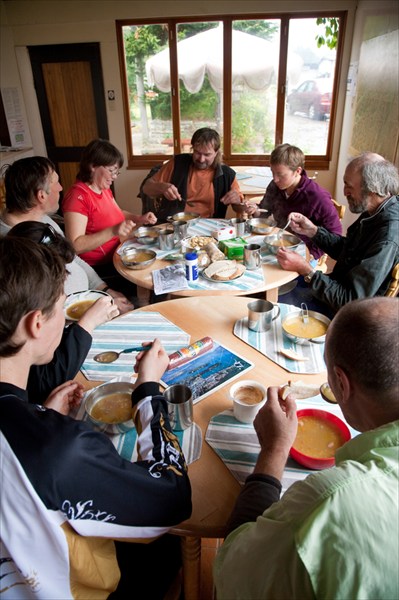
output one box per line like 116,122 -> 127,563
74,295 -> 351,600
113,217 -> 302,305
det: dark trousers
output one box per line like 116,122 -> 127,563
108,534 -> 182,599
94,262 -> 137,301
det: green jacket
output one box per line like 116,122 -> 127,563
214,420 -> 399,599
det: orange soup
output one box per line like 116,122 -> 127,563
293,415 -> 346,459
90,393 -> 132,424
66,299 -> 96,319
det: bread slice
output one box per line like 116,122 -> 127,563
204,260 -> 244,280
280,380 -> 320,400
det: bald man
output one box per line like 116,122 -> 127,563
214,297 -> 399,600
276,152 -> 399,314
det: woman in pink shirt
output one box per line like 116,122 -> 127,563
62,139 -> 156,297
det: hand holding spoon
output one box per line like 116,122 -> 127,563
93,346 -> 151,363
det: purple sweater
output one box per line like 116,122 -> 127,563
259,170 -> 342,259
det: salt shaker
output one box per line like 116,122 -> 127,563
185,252 -> 198,281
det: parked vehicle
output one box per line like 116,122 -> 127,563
286,79 -> 332,121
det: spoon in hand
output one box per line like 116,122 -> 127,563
93,346 -> 151,363
277,217 -> 291,238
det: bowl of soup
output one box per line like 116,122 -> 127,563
134,226 -> 159,246
121,247 -> 157,270
282,310 -> 330,345
247,218 -> 275,235
84,381 -> 135,434
290,408 -> 351,469
263,232 -> 302,255
64,289 -> 111,321
167,212 -> 199,223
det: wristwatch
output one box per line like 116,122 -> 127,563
304,269 -> 316,284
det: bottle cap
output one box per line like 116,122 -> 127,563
185,253 -> 197,260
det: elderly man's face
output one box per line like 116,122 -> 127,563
192,143 -> 218,170
343,164 -> 369,213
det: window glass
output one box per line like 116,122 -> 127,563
284,18 -> 337,155
118,14 -> 342,165
231,19 -> 280,154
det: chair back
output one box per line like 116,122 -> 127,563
385,263 -> 399,297
314,198 -> 346,272
331,198 -> 346,220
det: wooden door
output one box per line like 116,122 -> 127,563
28,43 -> 109,196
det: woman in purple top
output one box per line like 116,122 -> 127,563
247,144 -> 342,259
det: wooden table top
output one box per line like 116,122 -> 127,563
129,296 -> 327,538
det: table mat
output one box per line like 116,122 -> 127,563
74,379 -> 202,465
80,311 -> 190,381
205,396 -> 356,493
188,266 -> 265,292
233,303 -> 326,374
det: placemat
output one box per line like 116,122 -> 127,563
189,266 -> 265,292
80,311 -> 190,381
205,396 -> 356,493
233,303 -> 326,374
74,380 -> 202,465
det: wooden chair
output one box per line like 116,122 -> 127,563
314,198 -> 346,273
385,263 -> 399,297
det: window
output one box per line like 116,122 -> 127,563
116,13 -> 345,169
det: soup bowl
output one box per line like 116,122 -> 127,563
120,247 -> 157,270
281,310 -> 331,345
263,232 -> 301,255
290,408 -> 351,470
64,289 -> 111,321
247,218 -> 275,235
167,211 -> 199,223
134,226 -> 159,246
84,381 -> 135,434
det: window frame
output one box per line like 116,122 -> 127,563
116,11 -> 346,170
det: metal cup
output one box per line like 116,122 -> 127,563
164,384 -> 193,431
244,243 -> 261,270
247,299 -> 281,332
158,226 -> 176,251
230,218 -> 247,237
174,220 -> 188,242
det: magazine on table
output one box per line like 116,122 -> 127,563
161,340 -> 254,404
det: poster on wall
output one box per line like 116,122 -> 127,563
1,87 -> 28,147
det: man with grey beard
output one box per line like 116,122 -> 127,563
275,152 -> 399,314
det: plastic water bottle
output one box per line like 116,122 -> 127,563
185,252 -> 198,282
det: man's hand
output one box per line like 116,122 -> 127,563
134,338 -> 170,386
276,248 -> 312,276
252,387 -> 298,480
289,212 -> 318,238
220,190 -> 242,205
44,381 -> 85,415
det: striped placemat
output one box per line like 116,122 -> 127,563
188,266 -> 265,292
233,303 -> 326,374
205,396 -> 356,493
80,311 -> 190,381
74,378 -> 202,465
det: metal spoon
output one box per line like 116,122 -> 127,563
320,382 -> 337,404
277,217 -> 291,238
93,346 -> 151,363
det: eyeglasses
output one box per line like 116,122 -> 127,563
104,166 -> 121,178
39,224 -> 58,246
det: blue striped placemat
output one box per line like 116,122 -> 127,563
80,311 -> 190,381
205,397 -> 357,493
233,303 -> 326,374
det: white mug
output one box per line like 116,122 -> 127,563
230,380 -> 267,424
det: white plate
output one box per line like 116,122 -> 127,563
202,262 -> 246,283
64,290 -> 111,321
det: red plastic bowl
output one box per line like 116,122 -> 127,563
290,408 -> 351,470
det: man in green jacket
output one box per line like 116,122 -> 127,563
214,296 -> 399,599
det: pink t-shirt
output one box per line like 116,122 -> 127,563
62,182 -> 125,265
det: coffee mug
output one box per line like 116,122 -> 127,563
164,384 -> 193,431
231,218 -> 247,237
244,244 -> 261,270
247,299 -> 281,332
158,227 -> 175,251
229,379 -> 267,423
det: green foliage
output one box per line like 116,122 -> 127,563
232,92 -> 272,153
316,18 -> 340,50
150,77 -> 218,121
233,20 -> 278,40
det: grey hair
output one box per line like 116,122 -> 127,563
350,153 -> 399,198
